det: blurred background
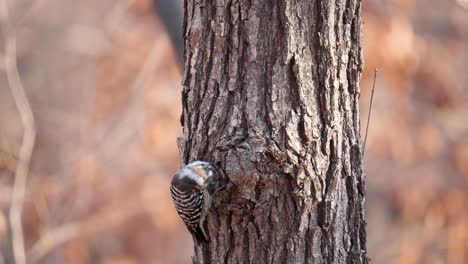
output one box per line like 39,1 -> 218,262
0,0 -> 466,263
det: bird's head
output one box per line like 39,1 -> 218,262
171,161 -> 215,190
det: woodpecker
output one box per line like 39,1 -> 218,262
170,161 -> 220,242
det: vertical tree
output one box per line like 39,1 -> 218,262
179,0 -> 367,263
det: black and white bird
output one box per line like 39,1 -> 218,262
170,161 -> 221,242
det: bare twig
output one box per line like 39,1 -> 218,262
0,1 -> 36,264
106,0 -> 131,32
96,39 -> 165,159
14,0 -> 46,26
27,36 -> 161,257
363,69 -> 377,157
28,204 -> 142,263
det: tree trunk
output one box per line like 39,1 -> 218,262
179,0 -> 367,263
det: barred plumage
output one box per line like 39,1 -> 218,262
170,161 -> 217,242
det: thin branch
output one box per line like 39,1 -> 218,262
14,0 -> 46,26
96,39 -> 165,159
29,33 -> 165,264
28,204 -> 142,263
0,1 -> 36,264
363,69 -> 377,157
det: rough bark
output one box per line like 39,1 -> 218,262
179,0 -> 367,263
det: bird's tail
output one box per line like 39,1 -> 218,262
192,222 -> 209,243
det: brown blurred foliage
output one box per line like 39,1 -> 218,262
0,0 -> 467,263
363,1 -> 468,263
